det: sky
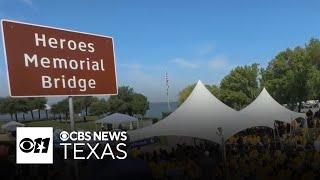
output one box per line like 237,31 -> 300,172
0,0 -> 320,103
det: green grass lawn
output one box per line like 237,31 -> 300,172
24,120 -> 97,131
1,115 -> 149,132
0,116 -> 99,131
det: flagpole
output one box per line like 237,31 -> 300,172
165,72 -> 171,111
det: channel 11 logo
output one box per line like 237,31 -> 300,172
16,127 -> 53,164
19,138 -> 50,153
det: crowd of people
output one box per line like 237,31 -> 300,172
225,128 -> 320,179
129,110 -> 320,179
130,130 -> 320,179
306,109 -> 320,128
132,143 -> 221,179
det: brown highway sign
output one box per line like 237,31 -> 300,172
1,19 -> 117,97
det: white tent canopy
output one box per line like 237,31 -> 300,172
239,88 -> 306,128
1,121 -> 25,131
129,80 -> 252,144
96,113 -> 138,124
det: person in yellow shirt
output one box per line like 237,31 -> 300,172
277,167 -> 291,179
300,171 -> 315,180
131,147 -> 141,158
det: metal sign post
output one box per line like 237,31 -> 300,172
68,96 -> 75,131
68,96 -> 79,180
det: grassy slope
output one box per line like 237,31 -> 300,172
0,116 -> 98,131
1,116 -> 152,132
25,120 -> 97,131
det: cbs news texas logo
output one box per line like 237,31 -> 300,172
16,127 -> 53,164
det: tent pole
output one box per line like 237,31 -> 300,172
218,127 -> 228,180
276,126 -> 283,149
289,116 -> 292,135
273,127 -> 276,149
305,118 -> 310,141
221,135 -> 228,180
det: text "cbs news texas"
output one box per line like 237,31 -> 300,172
17,127 -> 128,164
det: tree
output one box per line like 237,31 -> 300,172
106,86 -> 149,116
0,98 -> 4,114
16,98 -> 29,121
306,38 -> 320,68
107,86 -> 135,115
8,98 -> 21,121
261,45 -> 313,112
207,85 -> 220,97
307,66 -> 320,101
28,98 -> 47,120
51,99 -> 69,121
107,98 -> 128,114
90,99 -> 108,116
0,97 -> 13,120
26,98 -> 35,120
131,93 -> 149,115
73,97 -> 85,115
82,96 -> 98,116
26,98 -> 45,120
178,84 -> 196,105
0,97 -> 28,121
73,96 -> 98,120
50,103 -> 60,120
306,39 -> 320,101
219,90 -> 248,110
5,98 -> 19,120
219,64 -> 260,109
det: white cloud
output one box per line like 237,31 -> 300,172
21,0 -> 33,6
198,43 -> 215,55
172,58 -> 199,69
119,63 -> 148,83
118,62 -> 168,102
208,55 -> 229,70
21,0 -> 38,11
119,63 -> 142,70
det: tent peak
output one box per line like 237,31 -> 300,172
262,87 -> 269,92
196,80 -> 203,85
187,79 -> 236,113
193,80 -> 206,91
260,87 -> 273,97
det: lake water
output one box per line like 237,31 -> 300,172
146,102 -> 178,119
0,102 -> 178,121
